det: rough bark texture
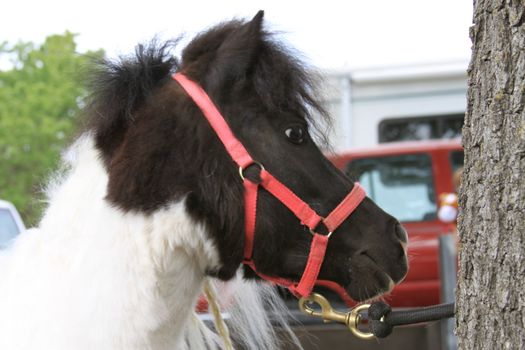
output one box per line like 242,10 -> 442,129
456,0 -> 525,349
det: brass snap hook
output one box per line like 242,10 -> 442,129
298,293 -> 374,340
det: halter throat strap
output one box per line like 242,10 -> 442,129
173,73 -> 366,299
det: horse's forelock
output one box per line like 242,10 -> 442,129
181,18 -> 332,148
86,15 -> 331,167
250,39 -> 332,148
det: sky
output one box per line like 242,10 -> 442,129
1,0 -> 473,70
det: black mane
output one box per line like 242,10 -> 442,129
86,18 -> 329,167
86,40 -> 180,166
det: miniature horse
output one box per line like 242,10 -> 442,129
0,12 -> 408,350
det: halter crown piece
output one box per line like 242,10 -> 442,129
173,73 -> 366,303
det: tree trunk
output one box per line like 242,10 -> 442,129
456,1 -> 525,349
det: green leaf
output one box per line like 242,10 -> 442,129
0,32 -> 104,225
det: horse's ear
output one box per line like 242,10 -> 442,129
248,10 -> 265,32
211,10 -> 265,84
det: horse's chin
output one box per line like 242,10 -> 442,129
344,269 -> 397,302
342,248 -> 408,302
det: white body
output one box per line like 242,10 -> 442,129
0,135 -> 293,350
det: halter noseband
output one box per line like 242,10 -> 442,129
173,73 -> 366,301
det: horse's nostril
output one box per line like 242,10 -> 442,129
395,223 -> 408,244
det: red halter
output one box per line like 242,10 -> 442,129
173,73 -> 366,301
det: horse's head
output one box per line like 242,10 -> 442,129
88,11 -> 407,301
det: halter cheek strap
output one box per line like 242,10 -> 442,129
173,73 -> 366,300
242,171 -> 366,297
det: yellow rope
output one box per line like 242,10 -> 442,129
203,278 -> 234,350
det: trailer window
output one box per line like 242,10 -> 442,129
379,114 -> 464,143
346,154 -> 437,222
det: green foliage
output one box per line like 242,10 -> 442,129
0,32 -> 103,226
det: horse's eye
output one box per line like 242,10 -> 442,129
284,126 -> 306,144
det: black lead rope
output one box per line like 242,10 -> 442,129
298,293 -> 455,340
367,301 -> 456,338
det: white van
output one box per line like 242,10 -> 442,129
0,199 -> 25,249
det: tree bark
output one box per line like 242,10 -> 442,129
456,0 -> 525,349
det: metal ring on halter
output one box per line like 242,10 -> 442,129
308,218 -> 332,237
239,161 -> 265,181
309,227 -> 333,238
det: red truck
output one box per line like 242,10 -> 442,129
330,139 -> 463,307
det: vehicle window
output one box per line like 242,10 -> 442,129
0,208 -> 20,248
346,154 -> 437,222
379,114 -> 464,143
450,150 -> 464,173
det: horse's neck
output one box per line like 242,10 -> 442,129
32,135 -> 220,349
0,135 -> 299,350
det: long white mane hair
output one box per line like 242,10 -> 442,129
0,135 -> 301,350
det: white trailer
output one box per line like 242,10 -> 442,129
320,61 -> 468,151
